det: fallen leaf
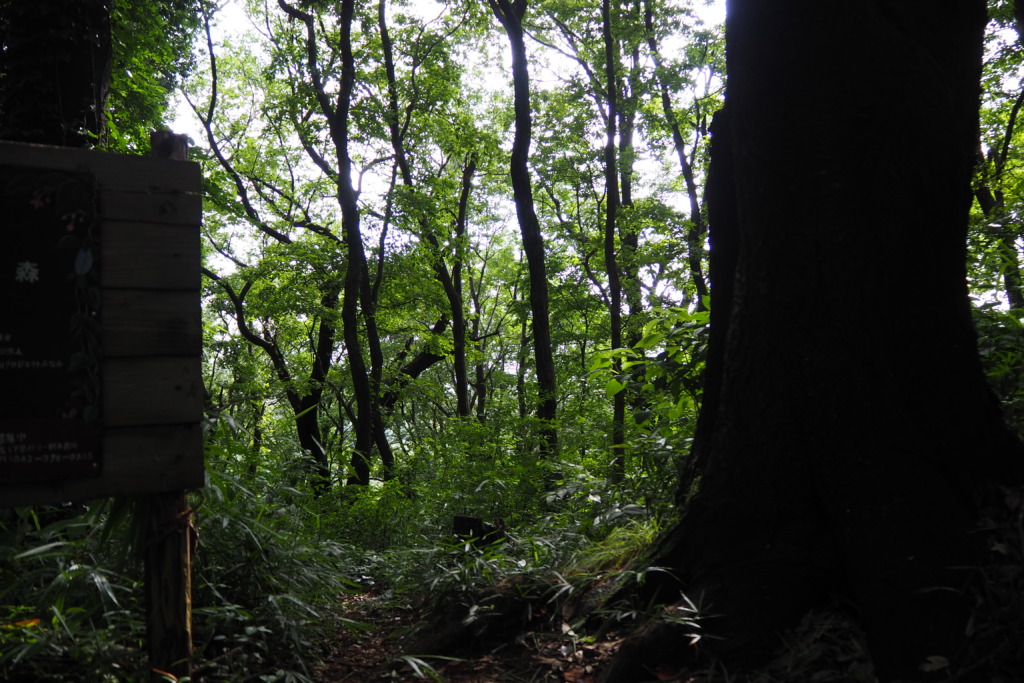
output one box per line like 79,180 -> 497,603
919,655 -> 949,673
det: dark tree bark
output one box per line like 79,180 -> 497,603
277,0 -> 376,487
601,0 -> 626,482
469,257 -> 500,421
603,2 -> 1024,681
302,282 -> 343,489
332,0 -> 375,487
451,156 -> 477,416
487,0 -> 558,458
0,0 -> 111,146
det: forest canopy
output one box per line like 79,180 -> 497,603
183,0 -> 723,495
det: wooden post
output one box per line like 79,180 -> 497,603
144,491 -> 194,681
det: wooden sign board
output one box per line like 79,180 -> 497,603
0,141 -> 203,507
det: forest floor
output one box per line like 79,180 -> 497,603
313,590 -> 626,682
309,590 -> 877,683
310,587 -> 887,683
310,483 -> 1024,682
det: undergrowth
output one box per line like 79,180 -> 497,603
12,306 -> 1023,681
0,457 -> 362,682
0,409 -> 679,682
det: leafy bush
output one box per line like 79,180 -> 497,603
975,304 -> 1024,432
0,507 -> 147,682
190,462 -> 362,681
0,451 -> 363,682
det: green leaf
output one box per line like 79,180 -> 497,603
13,542 -> 67,561
604,377 -> 626,396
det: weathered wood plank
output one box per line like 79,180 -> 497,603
0,141 -> 201,194
103,358 -> 203,427
0,423 -> 204,506
102,222 -> 200,290
104,423 -> 205,486
101,189 -> 202,225
102,291 -> 201,357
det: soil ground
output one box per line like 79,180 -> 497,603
313,591 -> 626,682
311,590 -> 880,683
312,487 -> 1023,683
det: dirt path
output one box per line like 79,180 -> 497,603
313,592 -> 625,682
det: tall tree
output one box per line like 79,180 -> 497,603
974,2 -> 1024,309
600,0 -> 626,481
378,0 -> 480,418
192,3 -> 343,492
642,0 -> 717,311
603,2 -> 1024,681
486,0 -> 559,458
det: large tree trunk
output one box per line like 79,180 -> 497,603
0,0 -> 111,146
604,2 -> 1024,681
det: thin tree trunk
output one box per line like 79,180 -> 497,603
516,314 -> 529,421
451,155 -> 477,416
973,87 -> 1024,309
470,271 -> 491,421
618,9 -> 644,339
278,0 -> 375,486
379,1 -> 478,418
204,270 -> 335,492
642,0 -> 709,311
359,245 -> 394,477
602,0 -> 626,483
487,0 -> 558,458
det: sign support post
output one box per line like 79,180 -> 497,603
145,490 -> 194,681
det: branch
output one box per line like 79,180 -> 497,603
203,234 -> 252,270
202,267 -> 301,412
379,319 -> 450,412
996,85 -> 1024,180
277,0 -> 336,124
186,9 -> 292,244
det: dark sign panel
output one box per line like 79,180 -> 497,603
0,166 -> 102,480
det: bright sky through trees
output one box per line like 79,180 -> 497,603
172,0 -> 726,137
